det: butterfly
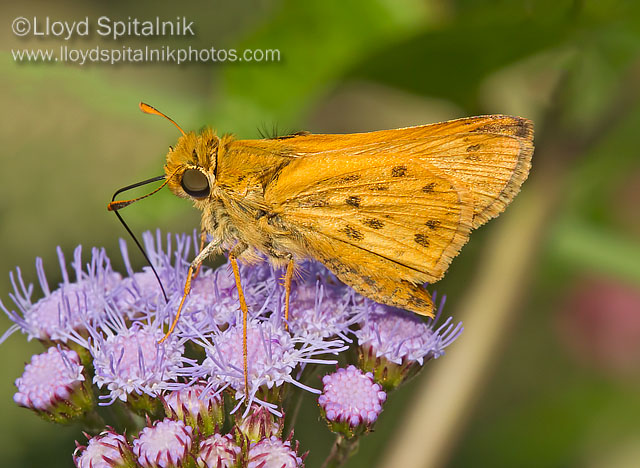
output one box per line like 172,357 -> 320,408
109,103 -> 534,395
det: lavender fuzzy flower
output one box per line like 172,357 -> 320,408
68,304 -> 187,406
1,230 -> 465,468
14,346 -> 93,423
356,296 -> 463,389
286,262 -> 364,341
318,365 -> 386,437
1,246 -> 120,343
117,231 -> 275,334
184,311 -> 347,414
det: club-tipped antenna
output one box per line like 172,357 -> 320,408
139,102 -> 186,136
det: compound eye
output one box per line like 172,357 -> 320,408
180,169 -> 210,198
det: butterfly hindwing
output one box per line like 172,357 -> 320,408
264,155 -> 473,314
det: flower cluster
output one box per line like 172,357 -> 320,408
2,231 -> 462,467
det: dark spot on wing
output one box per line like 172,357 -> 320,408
363,218 -> 384,230
391,165 -> 408,177
472,118 -> 532,139
370,184 -> 389,191
472,123 -> 503,134
339,174 -> 361,183
414,233 -> 429,247
362,276 -> 377,288
422,183 -> 436,193
342,225 -> 364,241
409,294 -> 430,308
514,119 -> 532,138
346,196 -> 361,208
425,220 -> 441,230
323,258 -> 357,277
298,196 -> 328,208
466,144 -> 481,152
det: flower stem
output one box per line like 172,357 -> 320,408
321,435 -> 360,468
283,385 -> 304,436
109,400 -> 144,434
283,363 -> 316,435
80,409 -> 106,434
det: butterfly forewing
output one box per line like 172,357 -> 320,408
248,114 -> 533,228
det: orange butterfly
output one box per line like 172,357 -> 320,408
109,103 -> 533,395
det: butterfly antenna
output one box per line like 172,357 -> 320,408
139,102 -> 186,136
108,174 -> 172,303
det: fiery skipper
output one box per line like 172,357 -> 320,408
109,103 -> 533,394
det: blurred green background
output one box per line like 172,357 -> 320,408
1,0 -> 639,466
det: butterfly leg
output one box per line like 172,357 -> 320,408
159,238 -> 221,344
192,230 -> 208,280
229,243 -> 250,400
283,258 -> 294,330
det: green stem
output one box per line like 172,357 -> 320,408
109,400 -> 144,434
283,387 -> 305,436
80,409 -> 106,434
321,435 -> 360,468
283,363 -> 316,435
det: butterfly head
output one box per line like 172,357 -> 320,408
165,128 -> 219,202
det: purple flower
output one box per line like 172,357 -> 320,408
133,419 -> 193,468
182,311 -> 347,414
247,436 -> 304,468
117,231 -> 276,334
318,365 -> 386,436
74,429 -> 135,468
356,296 -> 463,390
114,231 -> 199,316
140,230 -> 200,286
112,267 -> 166,317
69,305 -> 187,405
286,262 -> 363,341
14,346 -> 93,423
190,262 -> 274,316
1,246 -> 121,343
196,433 -> 241,468
357,296 -> 462,364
